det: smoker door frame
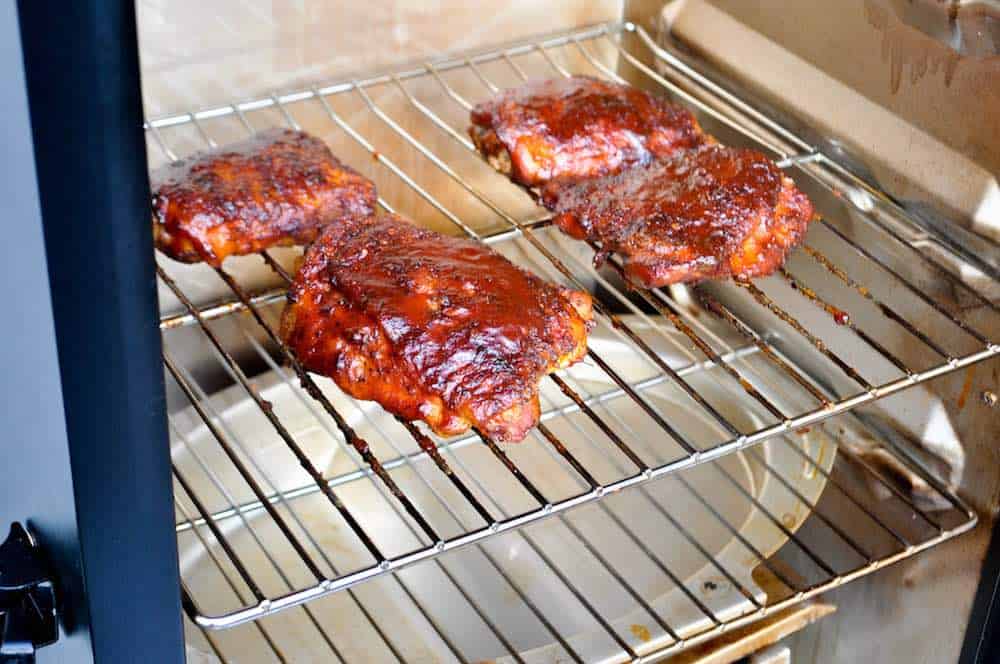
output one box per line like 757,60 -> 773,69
1,2 -> 185,661
961,521 -> 1000,664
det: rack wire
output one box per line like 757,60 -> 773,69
152,20 -> 994,659
180,432 -> 976,663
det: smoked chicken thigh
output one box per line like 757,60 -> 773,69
470,75 -> 704,187
280,213 -> 593,442
152,128 -> 376,266
541,145 -> 814,286
471,77 -> 814,286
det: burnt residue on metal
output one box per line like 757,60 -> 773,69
597,246 -> 794,424
585,347 -> 699,454
734,278 -> 873,391
777,267 -> 913,376
172,463 -> 266,600
701,293 -> 830,406
818,218 -> 992,346
535,422 -> 598,488
211,261 -> 442,544
163,353 -> 329,580
956,366 -> 976,411
777,268 -> 851,326
547,373 -> 648,470
801,244 -> 951,359
163,265 -> 386,563
395,416 -> 496,526
583,244 -> 758,433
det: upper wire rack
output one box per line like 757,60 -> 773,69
152,20 -> 996,633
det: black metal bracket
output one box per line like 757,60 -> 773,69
0,523 -> 57,663
15,1 -> 185,659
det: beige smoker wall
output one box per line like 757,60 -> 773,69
136,0 -> 623,119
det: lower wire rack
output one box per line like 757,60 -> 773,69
177,397 -> 975,663
155,19 -> 995,655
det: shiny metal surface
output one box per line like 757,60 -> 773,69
175,364 -> 974,662
148,19 -> 995,661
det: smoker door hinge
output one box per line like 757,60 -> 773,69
0,523 -> 58,663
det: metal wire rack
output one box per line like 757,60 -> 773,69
178,419 -> 976,663
151,19 -> 995,657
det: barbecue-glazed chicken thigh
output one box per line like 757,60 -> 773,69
280,213 -> 594,442
541,145 -> 814,286
470,75 -> 704,187
152,128 -> 376,266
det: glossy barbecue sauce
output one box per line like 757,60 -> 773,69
542,145 -> 814,286
151,128 -> 376,265
281,213 -> 593,442
471,75 -> 704,186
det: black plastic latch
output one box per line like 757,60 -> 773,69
0,523 -> 58,663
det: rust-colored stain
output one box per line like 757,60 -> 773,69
957,366 -> 976,411
781,513 -> 797,529
865,0 -> 962,93
630,624 -> 652,643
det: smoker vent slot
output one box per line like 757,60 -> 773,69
152,21 -> 992,657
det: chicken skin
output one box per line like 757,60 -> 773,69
470,76 -> 703,187
152,128 -> 376,266
541,145 -> 814,286
280,213 -> 593,442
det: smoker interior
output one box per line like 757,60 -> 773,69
152,20 -> 997,663
177,397 -> 974,663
